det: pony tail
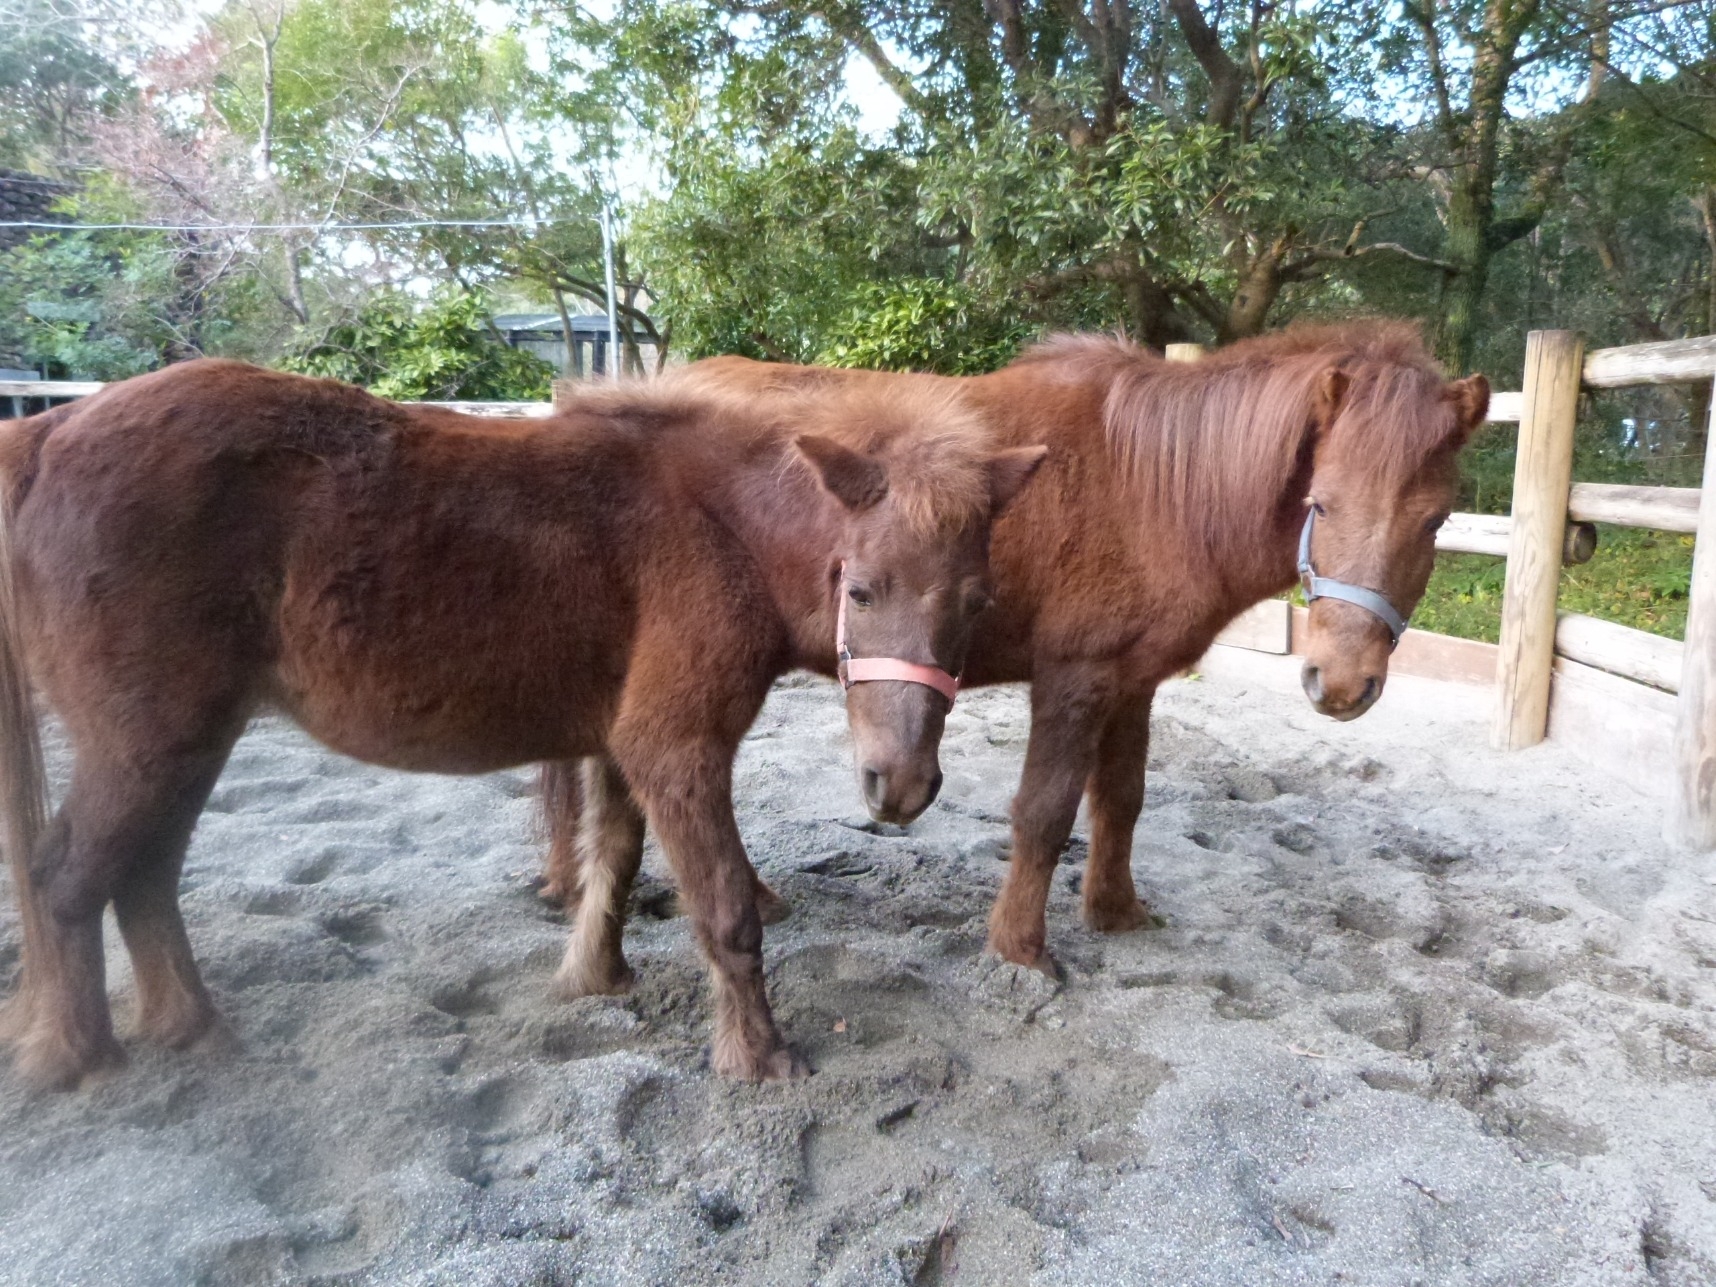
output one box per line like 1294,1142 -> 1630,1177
0,463 -> 48,1045
537,760 -> 586,908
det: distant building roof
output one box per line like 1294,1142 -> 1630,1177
0,170 -> 72,252
492,312 -> 621,334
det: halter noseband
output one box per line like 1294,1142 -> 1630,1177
835,564 -> 960,707
1296,505 -> 1409,651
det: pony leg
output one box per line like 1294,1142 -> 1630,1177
1081,688 -> 1159,933
620,738 -> 805,1082
553,755 -> 645,998
2,804 -> 121,1090
541,755 -> 784,929
753,875 -> 790,926
111,747 -> 237,1052
6,748 -> 213,1088
987,664 -> 1114,973
4,737 -> 236,1090
537,760 -> 585,908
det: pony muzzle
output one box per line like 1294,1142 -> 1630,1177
1300,659 -> 1383,721
1299,601 -> 1391,721
844,682 -> 948,825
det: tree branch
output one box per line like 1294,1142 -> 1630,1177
1166,0 -> 1244,129
814,7 -> 935,118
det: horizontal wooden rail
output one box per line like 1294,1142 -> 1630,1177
1555,611 -> 1682,693
1485,335 -> 1716,419
1583,336 -> 1716,388
415,401 -> 554,417
0,379 -> 555,418
1436,512 -> 1595,563
1485,390 -> 1523,423
0,380 -> 103,398
1567,482 -> 1701,533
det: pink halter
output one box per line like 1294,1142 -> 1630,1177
835,564 -> 960,707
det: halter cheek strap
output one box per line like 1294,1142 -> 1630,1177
1296,507 -> 1409,651
836,564 -> 960,707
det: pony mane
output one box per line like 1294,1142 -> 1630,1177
666,367 -> 996,537
1013,321 -> 1458,553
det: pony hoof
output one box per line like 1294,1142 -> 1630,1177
536,878 -> 580,910
551,959 -> 635,1001
1083,898 -> 1164,934
755,883 -> 791,926
15,1035 -> 126,1093
0,992 -> 37,1046
982,934 -> 1061,980
136,1000 -> 226,1051
188,1015 -> 241,1057
713,1039 -> 811,1082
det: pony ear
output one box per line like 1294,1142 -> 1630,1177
1314,368 -> 1350,427
793,434 -> 889,512
988,445 -> 1048,515
1444,374 -> 1490,444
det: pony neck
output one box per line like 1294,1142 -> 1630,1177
698,439 -> 843,666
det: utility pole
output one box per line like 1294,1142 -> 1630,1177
600,203 -> 621,381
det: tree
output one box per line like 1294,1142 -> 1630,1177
281,287 -> 553,398
607,0 -> 1465,357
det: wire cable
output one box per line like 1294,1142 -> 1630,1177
0,217 -> 564,232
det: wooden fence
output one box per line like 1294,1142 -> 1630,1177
1484,331 -> 1716,849
0,381 -> 554,420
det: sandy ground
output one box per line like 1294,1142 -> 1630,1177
2,651 -> 1715,1286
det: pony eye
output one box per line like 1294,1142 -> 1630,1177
1311,500 -> 1328,517
965,590 -> 994,616
847,586 -> 872,609
1426,513 -> 1449,534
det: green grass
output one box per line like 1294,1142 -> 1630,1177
1415,525 -> 1694,644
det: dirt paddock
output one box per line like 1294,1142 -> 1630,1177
1,653 -> 1713,1285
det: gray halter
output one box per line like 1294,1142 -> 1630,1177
1296,506 -> 1409,650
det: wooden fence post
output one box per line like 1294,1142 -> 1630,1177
1164,343 -> 1207,363
1668,384 -> 1716,848
1492,330 -> 1584,751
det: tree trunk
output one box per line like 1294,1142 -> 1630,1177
1221,244 -> 1286,343
1440,181 -> 1493,374
551,288 -> 578,375
1436,5 -> 1514,375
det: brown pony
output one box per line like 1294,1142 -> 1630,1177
0,359 -> 1045,1089
555,322 -> 1488,974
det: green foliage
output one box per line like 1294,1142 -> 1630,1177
637,124 -> 935,361
282,290 -> 552,400
0,0 -> 127,168
1416,528 -> 1693,644
0,226 -> 177,379
819,280 -> 1033,374
0,175 -> 277,377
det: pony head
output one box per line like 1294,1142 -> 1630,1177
1296,364 -> 1489,719
793,388 -> 1045,824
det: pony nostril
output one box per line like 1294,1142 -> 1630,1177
862,768 -> 886,808
926,771 -> 944,805
1302,665 -> 1324,705
1360,676 -> 1380,707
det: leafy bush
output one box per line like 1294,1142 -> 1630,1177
283,290 -> 553,401
818,280 -> 1034,376
0,229 -> 181,379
